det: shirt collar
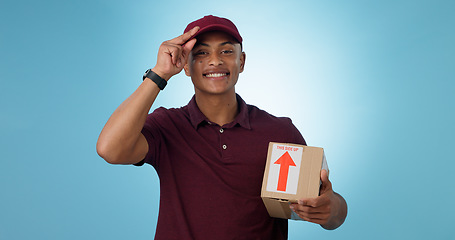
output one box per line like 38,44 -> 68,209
187,94 -> 251,130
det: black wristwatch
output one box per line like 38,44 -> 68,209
143,69 -> 167,90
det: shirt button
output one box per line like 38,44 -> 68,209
222,144 -> 227,150
219,128 -> 224,133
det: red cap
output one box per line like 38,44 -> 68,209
184,15 -> 243,44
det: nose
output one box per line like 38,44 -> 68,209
208,53 -> 223,66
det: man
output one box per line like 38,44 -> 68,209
97,15 -> 347,239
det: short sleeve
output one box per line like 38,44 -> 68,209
133,108 -> 166,167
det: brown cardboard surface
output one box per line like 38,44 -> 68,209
261,142 -> 326,219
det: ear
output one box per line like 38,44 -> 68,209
183,63 -> 191,76
239,52 -> 246,73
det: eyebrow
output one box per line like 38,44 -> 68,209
194,41 -> 236,48
220,41 -> 235,46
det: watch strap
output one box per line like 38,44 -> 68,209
143,69 -> 167,90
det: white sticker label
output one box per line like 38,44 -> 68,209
266,143 -> 303,194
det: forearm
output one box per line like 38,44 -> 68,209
97,79 -> 160,164
321,192 -> 348,230
97,27 -> 199,164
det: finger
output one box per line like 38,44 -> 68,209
168,26 -> 200,45
295,199 -> 331,212
182,38 -> 197,57
321,169 -> 330,184
296,210 -> 330,221
298,198 -> 318,208
177,56 -> 184,68
163,43 -> 182,66
177,38 -> 197,68
293,206 -> 330,225
298,214 -> 330,225
318,169 -> 332,193
170,47 -> 180,66
291,203 -> 324,214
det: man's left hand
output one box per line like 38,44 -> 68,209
290,169 -> 347,230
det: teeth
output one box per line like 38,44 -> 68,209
205,73 -> 227,78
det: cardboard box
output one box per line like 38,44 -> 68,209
261,142 -> 328,220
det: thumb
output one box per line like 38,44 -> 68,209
321,169 -> 329,183
320,169 -> 332,194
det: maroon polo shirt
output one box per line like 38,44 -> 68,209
137,94 -> 306,240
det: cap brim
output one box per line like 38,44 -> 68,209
189,24 -> 242,44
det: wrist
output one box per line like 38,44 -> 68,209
151,67 -> 171,81
143,69 -> 167,90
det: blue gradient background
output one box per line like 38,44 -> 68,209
1,0 -> 454,239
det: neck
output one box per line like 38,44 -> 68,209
195,92 -> 239,126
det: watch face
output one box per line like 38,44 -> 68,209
143,69 -> 151,80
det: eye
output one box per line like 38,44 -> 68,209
221,50 -> 233,54
194,51 -> 208,56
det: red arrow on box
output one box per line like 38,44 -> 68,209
274,151 -> 296,192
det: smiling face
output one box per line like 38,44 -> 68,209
184,31 -> 246,97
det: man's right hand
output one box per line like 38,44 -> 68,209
152,26 -> 199,81
97,26 -> 200,165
